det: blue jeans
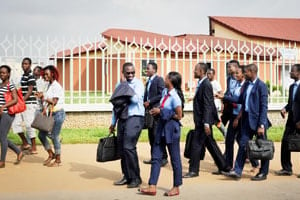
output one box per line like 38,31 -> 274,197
38,110 -> 65,155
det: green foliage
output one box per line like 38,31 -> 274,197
8,126 -> 284,145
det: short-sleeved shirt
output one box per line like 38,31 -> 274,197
44,80 -> 64,112
0,83 -> 16,113
160,88 -> 182,111
20,70 -> 37,104
210,80 -> 222,111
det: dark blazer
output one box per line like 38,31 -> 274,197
239,78 -> 269,131
285,83 -> 300,126
155,109 -> 181,144
110,82 -> 135,120
193,78 -> 219,127
144,75 -> 165,108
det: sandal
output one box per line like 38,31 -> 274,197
14,152 -> 24,165
164,188 -> 179,196
0,162 -> 5,168
43,156 -> 55,166
47,160 -> 61,167
21,144 -> 31,151
30,150 -> 38,155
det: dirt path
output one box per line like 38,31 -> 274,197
1,142 -> 300,200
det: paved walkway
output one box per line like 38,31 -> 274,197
1,142 -> 300,200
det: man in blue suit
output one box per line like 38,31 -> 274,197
223,63 -> 270,181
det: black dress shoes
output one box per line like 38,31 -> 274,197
182,171 -> 199,178
127,178 -> 142,188
222,170 -> 241,179
275,169 -> 292,176
251,173 -> 267,181
113,176 -> 128,185
143,159 -> 152,164
212,170 -> 222,175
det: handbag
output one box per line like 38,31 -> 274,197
96,132 -> 120,162
4,84 -> 26,115
143,109 -> 154,129
287,131 -> 300,152
31,112 -> 55,132
247,139 -> 274,160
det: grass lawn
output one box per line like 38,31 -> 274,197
7,126 -> 285,145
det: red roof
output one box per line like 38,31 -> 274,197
210,16 -> 300,42
53,42 -> 106,58
52,28 -> 276,58
102,28 -> 265,55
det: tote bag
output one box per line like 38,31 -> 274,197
31,112 -> 55,132
4,84 -> 26,115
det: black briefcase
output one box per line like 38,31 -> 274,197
96,132 -> 120,162
143,109 -> 154,129
287,131 -> 300,152
247,139 -> 274,160
184,129 -> 206,160
184,129 -> 194,159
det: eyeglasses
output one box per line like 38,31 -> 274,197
126,71 -> 135,75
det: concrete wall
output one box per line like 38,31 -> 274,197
63,110 -> 286,129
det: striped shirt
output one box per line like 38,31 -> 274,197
21,70 -> 37,104
0,83 -> 16,113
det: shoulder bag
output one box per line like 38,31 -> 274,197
31,110 -> 55,132
4,84 -> 26,115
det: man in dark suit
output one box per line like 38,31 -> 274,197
183,63 -> 230,178
223,63 -> 270,181
275,64 -> 300,177
143,62 -> 168,166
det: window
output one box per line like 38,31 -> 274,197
141,59 -> 155,77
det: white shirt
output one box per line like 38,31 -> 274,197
210,79 -> 222,111
36,77 -> 48,93
44,80 -> 64,111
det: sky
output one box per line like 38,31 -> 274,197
1,0 -> 300,39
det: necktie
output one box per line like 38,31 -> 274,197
160,93 -> 170,109
147,79 -> 151,92
195,80 -> 201,93
293,83 -> 298,101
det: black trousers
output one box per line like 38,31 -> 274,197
280,124 -> 295,172
148,118 -> 168,160
189,124 -> 228,173
117,116 -> 144,181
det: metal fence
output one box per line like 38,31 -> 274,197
0,34 -> 299,111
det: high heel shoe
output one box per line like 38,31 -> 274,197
138,187 -> 156,196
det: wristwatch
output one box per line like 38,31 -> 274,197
260,124 -> 264,128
